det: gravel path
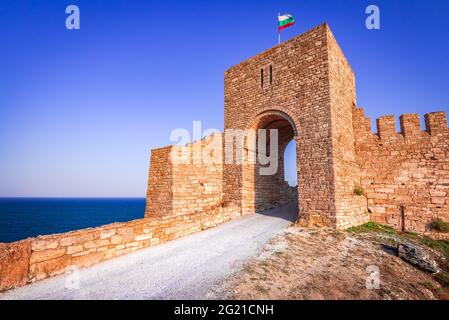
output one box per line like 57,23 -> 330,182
0,202 -> 297,300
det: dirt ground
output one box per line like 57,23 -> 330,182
209,227 -> 449,300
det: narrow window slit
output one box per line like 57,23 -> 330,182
269,65 -> 273,85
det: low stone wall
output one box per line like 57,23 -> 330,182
0,204 -> 241,292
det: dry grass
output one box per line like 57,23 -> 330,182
213,227 -> 449,300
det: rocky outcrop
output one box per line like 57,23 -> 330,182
398,242 -> 440,273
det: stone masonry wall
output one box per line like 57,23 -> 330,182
146,146 -> 173,217
145,133 -> 224,218
327,27 -> 370,229
354,108 -> 449,232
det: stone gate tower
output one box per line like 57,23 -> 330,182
222,23 -> 368,228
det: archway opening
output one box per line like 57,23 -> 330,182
243,111 -> 299,220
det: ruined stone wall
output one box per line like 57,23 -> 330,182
146,133 -> 224,218
171,134 -> 224,217
354,109 -> 449,232
146,146 -> 173,217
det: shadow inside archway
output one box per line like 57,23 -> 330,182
256,200 -> 298,223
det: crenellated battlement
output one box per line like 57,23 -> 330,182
425,112 -> 448,135
354,107 -> 448,141
376,115 -> 398,139
400,113 -> 421,137
354,106 -> 449,233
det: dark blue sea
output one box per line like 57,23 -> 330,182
0,198 -> 146,243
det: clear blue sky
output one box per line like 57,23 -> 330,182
0,0 -> 448,197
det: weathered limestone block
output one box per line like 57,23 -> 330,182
135,234 -> 152,241
31,238 -> 59,251
72,252 -> 104,268
99,229 -> 116,240
30,247 -> 66,264
117,227 -> 135,242
66,245 -> 83,255
60,233 -> 94,247
110,235 -> 122,245
28,256 -> 71,282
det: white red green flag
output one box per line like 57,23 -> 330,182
278,14 -> 295,32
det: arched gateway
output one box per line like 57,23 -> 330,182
222,24 -> 368,228
241,110 -> 298,215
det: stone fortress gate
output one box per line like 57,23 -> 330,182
1,23 -> 448,293
146,23 -> 449,233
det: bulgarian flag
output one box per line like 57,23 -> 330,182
278,14 -> 295,32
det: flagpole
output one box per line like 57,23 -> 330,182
278,13 -> 281,46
